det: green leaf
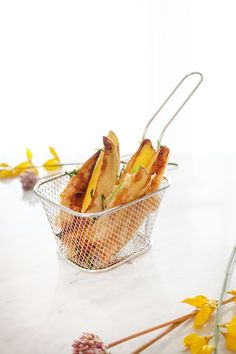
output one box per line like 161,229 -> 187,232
65,169 -> 77,178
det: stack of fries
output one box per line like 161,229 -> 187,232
58,131 -> 169,269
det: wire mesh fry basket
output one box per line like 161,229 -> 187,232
35,174 -> 169,271
34,72 -> 203,272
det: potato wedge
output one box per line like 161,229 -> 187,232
146,146 -> 169,193
107,166 -> 149,208
120,139 -> 156,181
60,150 -> 100,212
108,130 -> 120,163
106,173 -> 131,209
84,136 -> 119,213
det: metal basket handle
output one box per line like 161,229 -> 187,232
142,72 -> 203,143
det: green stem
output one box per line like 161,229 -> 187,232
214,244 -> 236,353
167,162 -> 179,167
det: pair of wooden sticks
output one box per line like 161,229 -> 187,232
106,297 -> 234,353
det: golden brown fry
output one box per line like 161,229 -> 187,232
107,167 -> 149,209
60,150 -> 100,212
86,136 -> 119,213
120,139 -> 156,180
108,130 -> 120,163
146,146 -> 169,194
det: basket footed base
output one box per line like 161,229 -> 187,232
56,241 -> 152,273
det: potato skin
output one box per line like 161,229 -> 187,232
147,146 -> 169,193
60,150 -> 100,212
86,136 -> 119,213
107,167 -> 149,209
120,139 -> 155,181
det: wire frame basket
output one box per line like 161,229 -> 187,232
35,173 -> 170,272
34,72 -> 203,272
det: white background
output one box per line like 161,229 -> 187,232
1,4 -> 236,353
0,0 -> 236,164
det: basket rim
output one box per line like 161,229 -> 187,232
34,173 -> 170,218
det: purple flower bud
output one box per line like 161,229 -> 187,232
72,333 -> 110,354
20,171 -> 38,190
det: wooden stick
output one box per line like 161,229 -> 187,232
107,296 -> 235,349
222,296 -> 234,305
107,311 -> 196,348
130,322 -> 181,354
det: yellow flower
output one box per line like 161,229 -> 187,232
228,289 -> 236,303
198,346 -> 215,354
0,149 -> 38,178
225,316 -> 236,338
184,333 -> 214,354
43,146 -> 60,171
223,333 -> 236,352
0,163 -> 13,178
220,316 -> 236,352
12,148 -> 38,176
182,295 -> 217,328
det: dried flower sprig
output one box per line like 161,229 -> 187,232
0,147 -> 61,178
0,158 -> 177,176
20,171 -> 38,191
0,148 -> 38,178
72,333 -> 110,354
0,147 -> 63,190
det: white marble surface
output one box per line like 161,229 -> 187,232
1,154 -> 236,354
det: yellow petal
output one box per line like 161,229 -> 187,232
228,289 -> 236,295
12,161 -> 31,177
49,146 -> 59,160
12,161 -> 38,176
182,295 -> 209,308
190,336 -> 209,354
232,316 -> 236,324
198,345 -> 215,354
43,158 -> 60,172
226,323 -> 236,339
225,333 -> 236,352
225,316 -> 236,338
0,169 -> 13,178
194,305 -> 213,328
228,289 -> 236,303
0,160 -> 38,178
26,148 -> 33,161
0,163 -> 13,178
184,333 -> 198,347
0,171 -> 13,178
